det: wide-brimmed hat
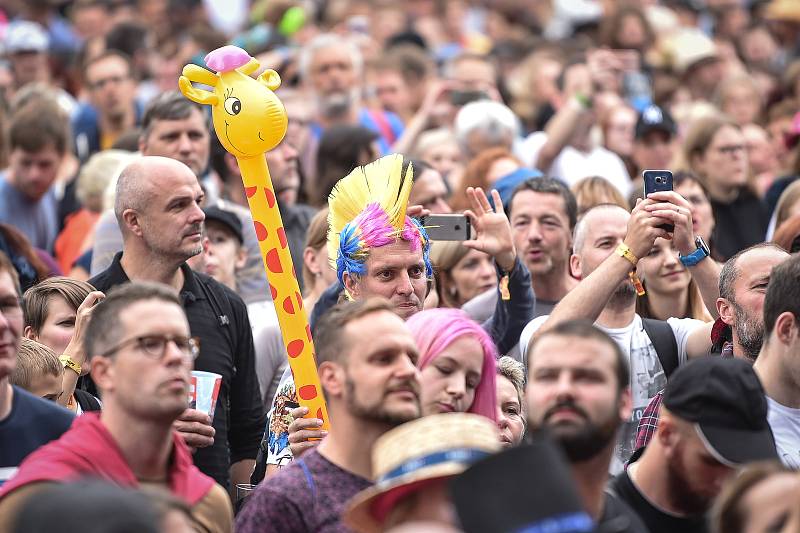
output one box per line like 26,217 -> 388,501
664,28 -> 719,75
344,413 -> 500,533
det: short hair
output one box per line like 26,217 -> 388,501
8,99 -> 70,155
528,320 -> 630,392
497,355 -> 525,409
81,49 -> 134,82
11,338 -> 63,391
84,282 -> 182,358
299,33 -> 363,80
23,277 -> 95,334
711,461 -> 793,533
573,203 -> 628,256
104,22 -> 148,59
763,254 -> 800,335
443,52 -> 497,80
0,251 -> 21,296
140,91 -> 206,140
572,177 -> 629,216
507,177 -> 578,230
312,298 -> 396,367
76,150 -> 133,212
454,100 -> 520,153
719,243 -> 787,303
113,159 -> 149,225
376,45 -> 434,84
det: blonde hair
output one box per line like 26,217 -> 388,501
429,240 -> 471,308
11,338 -> 63,391
774,180 -> 800,231
77,150 -> 135,213
497,356 -> 525,412
302,207 -> 330,293
412,128 -> 458,160
571,177 -> 629,216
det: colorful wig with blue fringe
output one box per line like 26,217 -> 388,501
327,155 -> 433,290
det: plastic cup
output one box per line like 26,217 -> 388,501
190,371 -> 222,420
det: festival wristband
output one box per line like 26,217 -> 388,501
616,243 -> 638,266
59,355 -> 81,376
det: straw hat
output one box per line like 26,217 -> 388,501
664,28 -> 719,75
344,413 -> 500,533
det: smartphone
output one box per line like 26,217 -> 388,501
449,90 -> 488,107
642,169 -> 674,232
421,214 -> 472,241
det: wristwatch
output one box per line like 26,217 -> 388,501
679,236 -> 710,267
59,354 -> 81,376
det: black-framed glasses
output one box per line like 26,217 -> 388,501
101,334 -> 200,362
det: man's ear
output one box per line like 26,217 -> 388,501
90,356 -> 114,395
342,271 -> 360,299
569,253 -> 582,280
718,298 -> 734,326
773,312 -> 797,346
618,387 -> 633,423
318,361 -> 344,398
122,208 -> 143,238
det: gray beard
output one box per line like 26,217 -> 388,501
609,280 -> 637,308
733,303 -> 764,361
317,90 -> 357,119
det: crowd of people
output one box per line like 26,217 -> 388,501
1,0 -> 800,532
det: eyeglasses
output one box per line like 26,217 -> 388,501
101,334 -> 200,362
0,296 -> 22,317
715,144 -> 745,156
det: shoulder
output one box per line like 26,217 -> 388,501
603,490 -> 649,533
193,482 -> 234,533
11,387 -> 74,431
235,462 -> 310,527
192,270 -> 248,312
665,317 -> 706,336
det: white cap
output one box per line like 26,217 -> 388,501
5,21 -> 49,54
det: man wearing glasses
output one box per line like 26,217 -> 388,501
89,156 -> 266,492
0,251 -> 74,487
0,282 -> 233,532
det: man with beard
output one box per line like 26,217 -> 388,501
526,320 -> 647,532
89,156 -> 266,491
609,357 -> 777,533
236,298 -> 422,532
753,254 -> 800,467
299,33 -> 404,182
520,196 -> 720,471
633,243 -> 789,451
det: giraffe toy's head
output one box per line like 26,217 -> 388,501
179,45 -> 288,158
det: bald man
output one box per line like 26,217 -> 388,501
519,193 -> 720,472
89,156 -> 266,491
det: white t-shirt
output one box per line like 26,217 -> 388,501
766,396 -> 800,468
521,131 -> 632,197
520,314 -> 703,473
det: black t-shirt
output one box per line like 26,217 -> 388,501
600,490 -> 651,533
608,469 -> 707,533
89,253 -> 266,488
0,386 -> 74,485
710,189 -> 769,261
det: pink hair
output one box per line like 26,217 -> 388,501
406,308 -> 498,422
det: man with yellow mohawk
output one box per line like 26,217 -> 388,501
255,154 -> 534,479
327,154 -> 433,318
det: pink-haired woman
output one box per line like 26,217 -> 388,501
407,308 -> 498,422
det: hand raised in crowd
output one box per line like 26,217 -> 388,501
463,187 -> 516,272
63,291 -> 105,373
624,197 -> 674,260
643,191 -> 697,256
287,405 -> 327,458
174,408 -> 216,450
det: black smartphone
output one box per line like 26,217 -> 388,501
421,214 -> 472,241
642,169 -> 674,232
449,90 -> 488,107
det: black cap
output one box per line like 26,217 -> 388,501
635,104 -> 677,140
663,357 -> 777,466
202,206 -> 243,244
450,431 -> 593,533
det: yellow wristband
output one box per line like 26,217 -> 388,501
616,243 -> 638,266
59,355 -> 81,376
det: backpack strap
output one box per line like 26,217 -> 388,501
641,318 -> 679,378
366,109 -> 397,145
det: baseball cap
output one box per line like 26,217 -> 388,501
663,357 -> 777,467
5,21 -> 49,54
202,206 -> 243,244
635,105 -> 677,140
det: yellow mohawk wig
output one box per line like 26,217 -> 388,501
327,154 -> 432,284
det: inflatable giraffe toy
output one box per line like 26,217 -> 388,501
179,45 -> 329,431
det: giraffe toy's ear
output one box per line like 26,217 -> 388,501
257,69 -> 281,92
179,65 -> 219,105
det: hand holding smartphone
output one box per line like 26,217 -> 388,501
643,170 -> 674,233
